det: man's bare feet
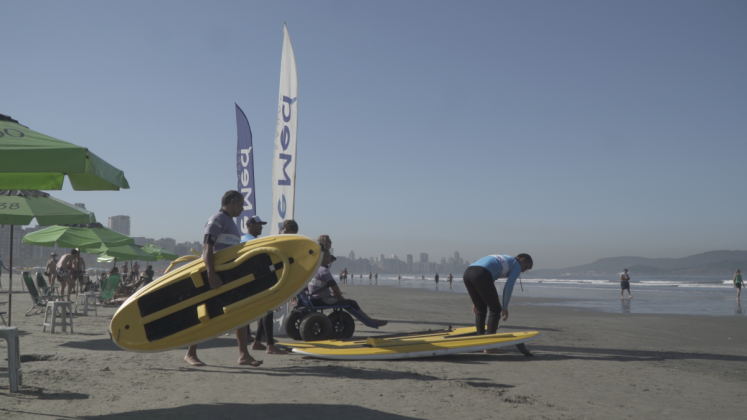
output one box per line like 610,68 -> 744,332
484,348 -> 503,354
266,345 -> 288,355
251,341 -> 267,351
374,319 -> 388,326
184,355 -> 206,366
238,355 -> 263,367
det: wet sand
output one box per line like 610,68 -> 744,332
0,280 -> 746,419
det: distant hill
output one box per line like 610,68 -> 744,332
531,250 -> 747,276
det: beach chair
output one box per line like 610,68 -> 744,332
35,272 -> 60,298
23,272 -> 51,316
98,274 -> 120,305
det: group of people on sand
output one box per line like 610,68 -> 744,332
181,190 -> 534,366
42,250 -> 88,301
183,191 -> 389,367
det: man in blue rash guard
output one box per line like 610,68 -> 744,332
462,254 -> 533,340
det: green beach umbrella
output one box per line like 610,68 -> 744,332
0,190 -> 96,225
22,223 -> 134,249
82,244 -> 158,262
0,114 -> 130,191
0,190 -> 96,326
141,243 -> 178,261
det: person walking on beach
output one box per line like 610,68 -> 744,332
398,274 -> 401,284
184,191 -> 262,368
243,215 -> 287,356
435,272 -> 439,288
143,265 -> 155,286
56,249 -> 79,301
73,256 -> 86,294
620,269 -> 632,299
0,255 -> 9,290
45,253 -> 59,290
448,272 -> 453,289
734,269 -> 743,301
462,254 -> 533,351
369,272 -> 372,285
421,274 -> 425,281
374,273 -> 378,285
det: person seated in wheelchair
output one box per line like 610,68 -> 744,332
309,241 -> 387,327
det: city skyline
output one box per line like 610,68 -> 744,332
3,2 -> 746,269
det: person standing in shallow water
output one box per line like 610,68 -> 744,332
620,269 -> 633,299
734,270 -> 743,301
435,272 -> 439,289
448,272 -> 453,289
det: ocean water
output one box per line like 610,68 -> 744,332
339,274 -> 745,317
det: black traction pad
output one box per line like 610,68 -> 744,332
137,253 -> 287,342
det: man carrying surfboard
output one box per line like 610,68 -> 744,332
463,254 -> 533,351
184,190 -> 263,368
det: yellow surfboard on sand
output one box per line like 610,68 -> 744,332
280,328 -> 540,360
110,234 -> 322,352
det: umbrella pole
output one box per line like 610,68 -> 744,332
8,226 -> 13,326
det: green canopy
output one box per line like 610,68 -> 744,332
82,244 -> 158,261
0,190 -> 96,225
141,243 -> 179,261
22,223 -> 134,249
0,115 -> 130,190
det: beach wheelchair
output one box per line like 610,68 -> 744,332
284,288 -> 380,342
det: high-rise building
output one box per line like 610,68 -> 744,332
108,215 -> 131,235
454,251 -> 461,265
420,253 -> 428,263
349,250 -> 355,260
132,237 -> 155,246
154,238 -> 176,253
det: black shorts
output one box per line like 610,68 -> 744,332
621,281 -> 630,290
737,283 -> 742,289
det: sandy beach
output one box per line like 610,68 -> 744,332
1,276 -> 746,420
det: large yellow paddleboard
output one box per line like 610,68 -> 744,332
110,235 -> 322,352
282,328 -> 540,360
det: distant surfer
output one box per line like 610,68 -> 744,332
184,191 -> 262,368
309,238 -> 387,327
448,272 -> 453,289
463,254 -> 533,352
734,269 -> 742,301
620,269 -> 632,299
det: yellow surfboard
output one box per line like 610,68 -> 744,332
110,234 -> 322,352
282,328 -> 540,360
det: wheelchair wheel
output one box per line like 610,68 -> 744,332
284,311 -> 303,341
328,311 -> 355,339
299,313 -> 332,341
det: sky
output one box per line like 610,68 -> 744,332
2,1 -> 746,269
